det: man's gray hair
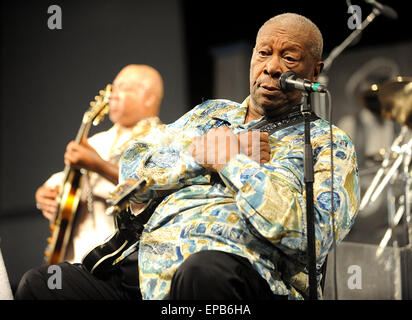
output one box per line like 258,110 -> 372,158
257,13 -> 323,61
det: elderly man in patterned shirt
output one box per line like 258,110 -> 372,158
15,13 -> 359,300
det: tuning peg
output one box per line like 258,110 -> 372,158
90,101 -> 96,107
93,117 -> 102,126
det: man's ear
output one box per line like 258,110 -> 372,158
313,61 -> 324,81
143,91 -> 160,116
143,91 -> 156,109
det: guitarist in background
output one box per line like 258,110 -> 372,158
34,64 -> 165,263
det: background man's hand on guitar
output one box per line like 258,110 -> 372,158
189,127 -> 271,173
64,138 -> 119,184
64,139 -> 103,172
35,185 -> 60,221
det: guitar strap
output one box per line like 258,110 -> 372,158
245,107 -> 319,134
211,107 -> 319,184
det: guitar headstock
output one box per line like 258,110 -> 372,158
83,84 -> 112,126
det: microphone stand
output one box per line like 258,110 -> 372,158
322,8 -> 382,73
318,6 -> 383,100
402,146 -> 412,246
359,126 -> 407,211
301,91 -> 317,300
370,138 -> 412,204
375,139 -> 412,257
313,4 -> 389,299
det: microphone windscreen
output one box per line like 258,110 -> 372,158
279,71 -> 296,92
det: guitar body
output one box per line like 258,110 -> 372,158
45,169 -> 83,265
82,227 -> 133,278
82,192 -> 162,278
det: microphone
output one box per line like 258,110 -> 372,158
279,71 -> 327,93
364,0 -> 398,20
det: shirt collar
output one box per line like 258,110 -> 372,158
210,96 -> 250,127
209,96 -> 303,131
210,96 -> 267,133
111,116 -> 162,136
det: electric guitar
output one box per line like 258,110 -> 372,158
82,179 -> 162,278
44,85 -> 112,265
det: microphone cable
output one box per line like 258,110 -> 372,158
326,89 -> 339,300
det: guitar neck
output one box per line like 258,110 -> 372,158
57,85 -> 111,203
75,114 -> 93,143
61,118 -> 93,183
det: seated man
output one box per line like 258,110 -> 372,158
16,13 -> 359,300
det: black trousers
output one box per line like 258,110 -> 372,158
15,250 -> 287,300
15,250 -> 141,300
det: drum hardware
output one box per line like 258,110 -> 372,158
358,76 -> 412,256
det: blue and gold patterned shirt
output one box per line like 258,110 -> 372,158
118,97 -> 360,300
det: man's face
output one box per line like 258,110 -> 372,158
109,71 -> 148,128
249,22 -> 322,116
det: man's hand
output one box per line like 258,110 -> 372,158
64,139 -> 103,172
64,138 -> 119,184
238,129 -> 271,164
35,185 -> 59,221
189,127 -> 270,173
